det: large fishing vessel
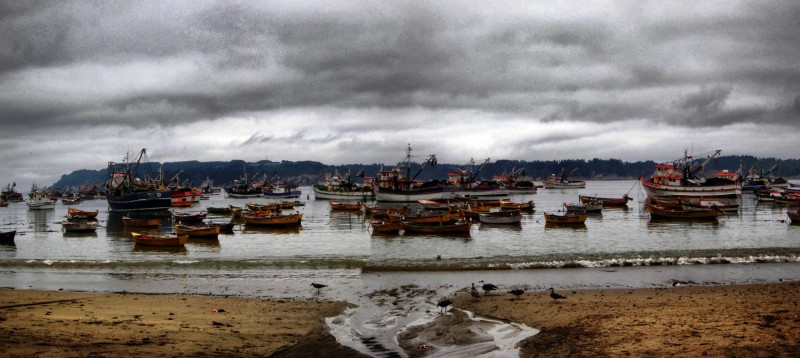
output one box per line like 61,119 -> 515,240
312,169 -> 375,200
373,144 -> 455,202
640,149 -> 741,198
105,149 -> 172,212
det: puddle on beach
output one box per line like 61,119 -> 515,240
326,284 -> 538,357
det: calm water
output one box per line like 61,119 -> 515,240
3,180 -> 799,356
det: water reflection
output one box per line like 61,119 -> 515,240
241,225 -> 303,235
132,245 -> 188,254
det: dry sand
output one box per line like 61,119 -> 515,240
1,282 -> 798,357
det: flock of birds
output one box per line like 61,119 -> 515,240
311,281 -> 568,315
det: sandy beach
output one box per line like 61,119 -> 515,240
1,282 -> 798,357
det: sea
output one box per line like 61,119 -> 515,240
1,180 -> 799,357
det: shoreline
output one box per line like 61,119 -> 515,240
2,281 -> 798,357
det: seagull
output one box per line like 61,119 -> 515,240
437,297 -> 453,314
479,280 -> 499,295
508,288 -> 526,300
470,283 -> 480,301
311,283 -> 327,292
549,287 -> 567,303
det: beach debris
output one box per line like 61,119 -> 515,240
549,287 -> 567,303
211,308 -> 225,313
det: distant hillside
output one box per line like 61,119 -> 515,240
50,155 -> 800,191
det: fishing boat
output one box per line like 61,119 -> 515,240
224,170 -> 265,198
61,220 -> 99,232
401,219 -> 471,234
67,207 -> 99,219
25,184 -> 56,210
646,202 -> 721,220
563,202 -> 602,213
330,201 -> 363,210
369,220 -> 403,234
208,220 -> 236,233
0,230 -> 16,243
131,232 -> 188,247
640,150 -> 740,198
450,158 -> 510,198
492,167 -> 538,194
389,211 -> 457,224
246,202 -> 280,211
172,212 -> 207,223
499,200 -> 535,211
105,149 -> 172,212
373,144 -> 455,202
1,182 -> 23,202
206,206 -> 233,215
242,212 -> 303,226
578,194 -> 632,207
788,208 -> 800,224
312,170 -> 375,200
61,197 -> 80,205
174,224 -> 221,238
170,187 -> 200,207
478,210 -> 522,224
543,168 -> 586,189
122,216 -> 161,227
543,212 -> 587,224
262,186 -> 302,198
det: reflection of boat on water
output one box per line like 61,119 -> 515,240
640,150 -> 740,198
122,216 -> 161,227
105,149 -> 172,212
401,220 -> 471,234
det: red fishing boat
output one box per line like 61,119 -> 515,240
131,232 -> 188,247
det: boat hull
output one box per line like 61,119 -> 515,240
312,185 -> 375,200
640,178 -> 741,198
131,232 -> 188,247
374,186 -> 455,202
242,213 -> 303,226
106,190 -> 172,212
401,221 -> 471,234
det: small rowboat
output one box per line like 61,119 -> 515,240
172,212 -> 207,223
246,202 -> 280,211
206,206 -> 233,215
330,201 -> 363,210
417,199 -> 451,211
479,210 -> 522,225
0,230 -> 16,243
543,212 -> 587,225
370,220 -> 402,234
174,224 -> 221,238
61,220 -> 98,232
788,208 -> 800,224
67,207 -> 99,219
391,211 -> 457,224
578,194 -> 631,207
564,202 -> 602,213
499,200 -> 535,211
242,212 -> 303,226
646,204 -> 721,220
401,220 -> 471,234
131,232 -> 188,247
122,216 -> 161,227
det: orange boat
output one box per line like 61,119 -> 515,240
370,220 -> 402,234
390,211 -> 456,224
646,203 -> 721,220
330,201 -> 363,210
174,224 -> 221,238
67,207 -> 99,219
122,216 -> 161,227
788,208 -> 800,224
543,212 -> 587,225
242,212 -> 303,226
131,232 -> 188,247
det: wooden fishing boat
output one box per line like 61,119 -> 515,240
131,232 -> 188,247
563,202 -> 602,213
122,216 -> 161,227
208,220 -> 235,233
61,197 -> 81,205
640,150 -> 740,198
578,194 -> 631,207
206,206 -> 233,215
369,220 -> 402,234
61,220 -> 99,232
246,202 -> 280,211
391,211 -> 456,224
0,230 -> 16,243
172,212 -> 207,223
788,208 -> 800,224
242,212 -> 303,226
330,201 -> 363,210
478,210 -> 522,224
646,203 -> 721,220
499,200 -> 535,211
67,207 -> 99,219
543,212 -> 587,224
174,224 -> 220,238
401,220 -> 471,234
417,199 -> 451,211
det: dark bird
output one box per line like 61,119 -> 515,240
470,283 -> 480,301
437,297 -> 453,314
509,289 -> 526,300
479,280 -> 499,295
311,283 -> 327,292
549,287 -> 567,302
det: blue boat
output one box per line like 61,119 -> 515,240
105,149 -> 172,212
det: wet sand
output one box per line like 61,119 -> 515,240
1,282 -> 798,357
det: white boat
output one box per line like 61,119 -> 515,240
25,184 -> 56,210
312,170 -> 375,200
543,168 -> 586,189
640,150 -> 741,198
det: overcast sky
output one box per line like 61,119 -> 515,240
2,1 -> 799,191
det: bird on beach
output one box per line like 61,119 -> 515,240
437,297 -> 453,314
470,283 -> 480,300
549,287 -> 567,303
509,288 -> 526,300
479,280 -> 499,295
311,283 -> 327,292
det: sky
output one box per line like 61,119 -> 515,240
1,0 -> 799,191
